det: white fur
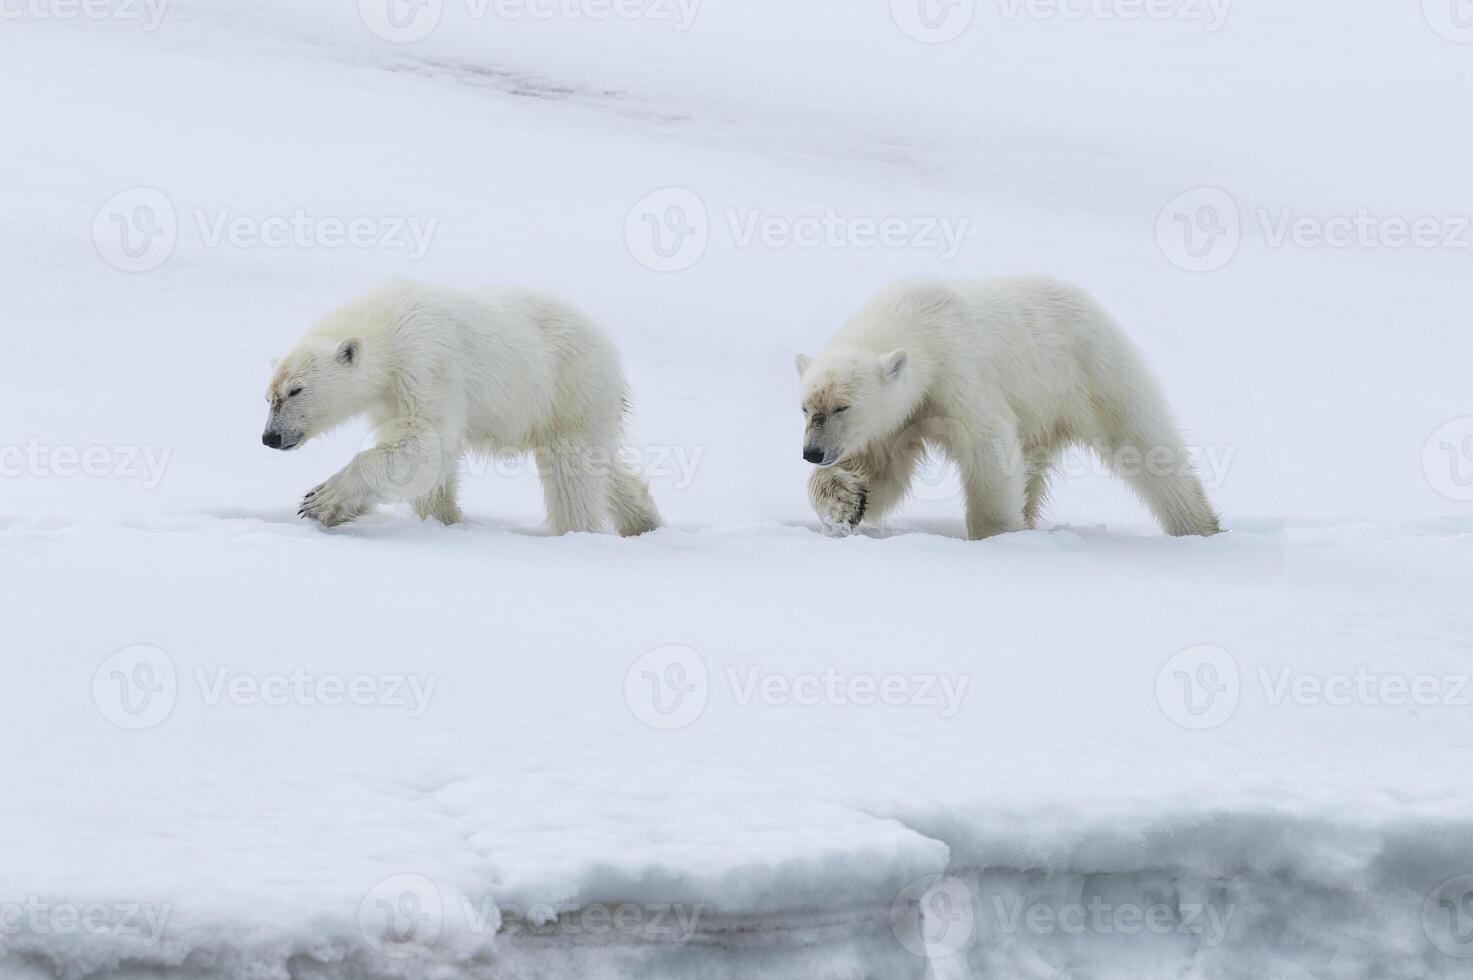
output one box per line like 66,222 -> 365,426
796,276 -> 1221,539
264,279 -> 661,535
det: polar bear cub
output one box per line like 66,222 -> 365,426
796,276 -> 1221,539
263,279 -> 661,535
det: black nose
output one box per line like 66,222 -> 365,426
803,447 -> 824,464
262,431 -> 282,449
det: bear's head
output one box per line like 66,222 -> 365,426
262,337 -> 363,451
794,347 -> 909,467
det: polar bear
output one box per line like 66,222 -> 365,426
263,279 -> 662,535
796,277 -> 1221,539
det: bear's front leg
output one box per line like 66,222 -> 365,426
299,468 -> 376,528
808,466 -> 868,536
301,423 -> 455,528
958,426 -> 1027,541
411,471 -> 463,526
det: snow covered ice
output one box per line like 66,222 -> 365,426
2,1 -> 1472,977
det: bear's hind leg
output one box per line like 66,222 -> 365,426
606,464 -> 662,537
1093,406 -> 1221,537
1022,444 -> 1062,530
1105,441 -> 1221,537
539,439 -> 610,535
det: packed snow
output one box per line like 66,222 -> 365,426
2,1 -> 1471,977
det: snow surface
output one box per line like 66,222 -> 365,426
2,2 -> 1472,977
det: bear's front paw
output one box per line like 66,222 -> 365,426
809,468 -> 868,535
299,476 -> 372,528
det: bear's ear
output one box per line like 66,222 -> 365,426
879,349 -> 908,382
794,353 -> 812,378
336,338 -> 360,366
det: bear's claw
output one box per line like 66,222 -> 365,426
299,476 -> 371,528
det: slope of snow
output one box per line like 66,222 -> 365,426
2,2 -> 1471,978
4,517 -> 1471,978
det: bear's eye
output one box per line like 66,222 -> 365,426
287,387 -> 303,398
801,407 -> 809,415
834,405 -> 849,413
